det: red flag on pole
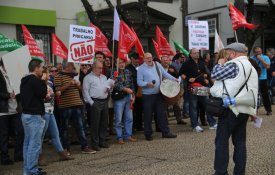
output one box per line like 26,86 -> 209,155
118,21 -> 137,61
52,33 -> 68,59
89,23 -> 112,57
21,25 -> 47,61
152,39 -> 161,59
228,3 -> 257,30
131,27 -> 144,64
155,25 -> 175,56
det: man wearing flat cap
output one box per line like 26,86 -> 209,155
210,42 -> 259,175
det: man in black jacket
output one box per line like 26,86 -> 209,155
20,59 -> 48,175
0,59 -> 24,165
126,52 -> 143,131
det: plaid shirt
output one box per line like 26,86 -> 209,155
112,69 -> 134,91
211,62 -> 239,81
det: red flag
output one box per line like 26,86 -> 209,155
155,25 -> 175,56
118,21 -> 137,61
52,33 -> 68,59
152,39 -> 160,59
89,23 -> 112,57
228,3 -> 257,30
131,27 -> 144,64
21,25 -> 47,61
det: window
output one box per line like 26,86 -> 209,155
198,14 -> 218,37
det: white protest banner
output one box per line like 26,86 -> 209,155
188,20 -> 209,50
68,24 -> 95,64
2,46 -> 31,94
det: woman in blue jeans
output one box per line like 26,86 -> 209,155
112,59 -> 137,144
39,67 -> 73,166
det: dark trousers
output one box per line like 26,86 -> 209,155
142,94 -> 170,137
89,100 -> 108,147
133,97 -> 143,130
214,110 -> 249,175
0,113 -> 24,162
259,80 -> 272,112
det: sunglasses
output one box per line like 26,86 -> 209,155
50,70 -> 58,72
81,64 -> 88,67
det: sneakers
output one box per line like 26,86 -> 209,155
266,111 -> 272,115
193,126 -> 204,132
81,146 -> 96,154
209,124 -> 218,130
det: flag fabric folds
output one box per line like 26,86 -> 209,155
173,41 -> 189,57
214,29 -> 224,53
156,26 -> 175,57
90,23 -> 112,57
0,33 -> 22,52
131,27 -> 144,63
52,33 -> 68,59
117,21 -> 137,61
152,39 -> 160,59
113,7 -> 120,41
21,25 -> 47,61
228,3 -> 257,30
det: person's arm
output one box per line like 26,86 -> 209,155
32,78 -> 47,99
211,62 -> 239,81
55,75 -> 73,93
157,62 -> 177,81
256,55 -> 270,69
137,66 -> 147,87
82,75 -> 94,106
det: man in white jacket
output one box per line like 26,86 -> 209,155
210,43 -> 258,175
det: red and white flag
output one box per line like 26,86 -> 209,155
21,25 -> 47,61
118,21 -> 137,61
89,23 -> 112,57
131,27 -> 144,64
156,25 -> 175,56
52,33 -> 68,59
228,3 -> 257,30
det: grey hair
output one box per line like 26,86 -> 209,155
266,48 -> 275,55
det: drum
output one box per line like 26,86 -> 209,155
160,79 -> 181,105
190,86 -> 210,96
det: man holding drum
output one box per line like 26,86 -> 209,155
179,48 -> 217,132
137,52 -> 178,141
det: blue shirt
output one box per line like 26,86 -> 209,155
137,62 -> 177,95
251,54 -> 270,80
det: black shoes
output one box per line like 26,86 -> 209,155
266,111 -> 272,115
1,159 -> 14,165
145,136 -> 153,141
162,133 -> 177,138
177,120 -> 187,125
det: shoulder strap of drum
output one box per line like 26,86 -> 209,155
234,61 -> 252,97
154,61 -> 162,82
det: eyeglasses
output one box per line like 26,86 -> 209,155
81,64 -> 88,67
50,70 -> 58,72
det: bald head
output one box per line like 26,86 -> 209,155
144,52 -> 153,66
92,60 -> 103,76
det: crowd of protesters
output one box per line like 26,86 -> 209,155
0,45 -> 274,175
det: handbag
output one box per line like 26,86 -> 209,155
111,88 -> 127,100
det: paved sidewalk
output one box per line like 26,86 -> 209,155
1,108 -> 275,175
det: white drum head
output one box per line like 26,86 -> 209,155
160,79 -> 180,98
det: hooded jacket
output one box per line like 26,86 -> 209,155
20,74 -> 47,115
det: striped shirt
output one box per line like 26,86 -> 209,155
54,73 -> 83,108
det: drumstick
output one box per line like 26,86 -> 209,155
195,73 -> 203,80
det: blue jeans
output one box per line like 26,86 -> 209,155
114,95 -> 133,140
42,113 -> 63,152
214,110 -> 249,175
21,113 -> 45,175
183,92 -> 190,115
188,92 -> 216,128
59,107 -> 88,150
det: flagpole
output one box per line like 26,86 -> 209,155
234,31 -> 239,43
112,39 -> 115,70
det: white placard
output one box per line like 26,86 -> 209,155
188,20 -> 209,50
68,24 -> 96,64
1,46 -> 31,94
